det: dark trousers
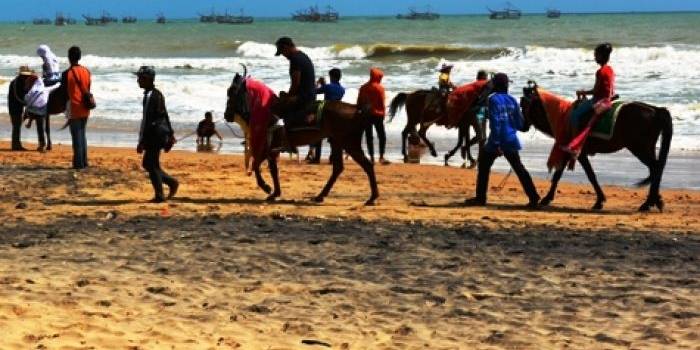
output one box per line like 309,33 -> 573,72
365,115 -> 386,161
10,113 -> 23,150
142,147 -> 178,200
69,118 -> 88,169
476,149 -> 539,203
36,115 -> 50,149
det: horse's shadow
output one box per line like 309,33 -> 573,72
410,200 -> 631,216
174,196 -> 322,207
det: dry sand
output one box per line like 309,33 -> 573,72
0,141 -> 698,349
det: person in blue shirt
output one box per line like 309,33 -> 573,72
464,73 -> 540,208
306,68 -> 345,164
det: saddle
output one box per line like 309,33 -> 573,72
570,95 -> 623,140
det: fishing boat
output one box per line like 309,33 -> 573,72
397,7 -> 440,20
122,16 -> 137,23
292,5 -> 339,23
156,13 -> 166,24
83,15 -> 106,26
216,9 -> 254,24
33,18 -> 52,25
546,8 -> 561,18
199,8 -> 218,23
54,13 -> 76,26
488,2 -> 522,20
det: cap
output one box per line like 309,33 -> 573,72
274,37 -> 294,56
18,65 -> 35,76
134,65 -> 156,79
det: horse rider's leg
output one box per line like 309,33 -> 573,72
314,141 -> 344,203
401,126 -> 411,162
418,124 -> 437,157
346,136 -> 379,206
577,154 -> 606,210
444,124 -> 465,166
266,155 -> 281,201
252,157 -> 272,195
45,114 -> 52,151
540,166 -> 565,207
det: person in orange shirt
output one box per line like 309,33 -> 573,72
61,46 -> 92,169
357,67 -> 389,165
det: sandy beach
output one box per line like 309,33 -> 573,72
0,141 -> 698,349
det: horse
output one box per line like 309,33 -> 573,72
9,74 -> 67,151
520,81 -> 672,212
389,83 -> 490,165
223,69 -> 379,205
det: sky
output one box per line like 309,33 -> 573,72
2,0 -> 699,21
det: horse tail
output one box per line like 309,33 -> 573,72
388,92 -> 408,123
655,107 -> 673,185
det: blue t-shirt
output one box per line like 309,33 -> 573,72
486,93 -> 525,153
316,82 -> 345,101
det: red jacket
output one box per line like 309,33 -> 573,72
357,68 -> 385,118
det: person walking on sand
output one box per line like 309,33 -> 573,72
135,66 -> 178,203
358,67 -> 389,165
306,67 -> 345,163
196,111 -> 223,145
464,73 -> 540,208
62,46 -> 92,169
37,44 -> 61,87
7,66 -> 34,151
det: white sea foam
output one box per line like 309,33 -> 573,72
1,44 -> 699,150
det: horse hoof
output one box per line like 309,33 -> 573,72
266,192 -> 280,202
638,202 -> 651,212
592,202 -> 604,211
365,195 -> 378,206
430,151 -> 438,157
539,197 -> 552,207
656,199 -> 665,212
467,161 -> 477,169
313,196 -> 324,203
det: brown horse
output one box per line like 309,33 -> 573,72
224,72 -> 379,205
520,81 -> 672,212
389,87 -> 488,166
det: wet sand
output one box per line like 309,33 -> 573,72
0,142 -> 698,349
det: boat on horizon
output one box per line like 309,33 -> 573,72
199,8 -> 218,23
397,6 -> 440,20
546,8 -> 561,18
32,18 -> 52,25
216,9 -> 254,24
488,2 -> 522,20
54,13 -> 76,26
292,5 -> 339,23
156,13 -> 166,24
122,16 -> 137,23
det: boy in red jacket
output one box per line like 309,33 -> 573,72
357,67 -> 389,165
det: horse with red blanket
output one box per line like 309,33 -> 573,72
520,81 -> 672,212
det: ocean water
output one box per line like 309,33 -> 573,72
0,13 -> 698,186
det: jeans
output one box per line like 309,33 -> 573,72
10,113 -> 23,150
476,148 -> 539,203
69,118 -> 88,169
570,99 -> 595,128
142,147 -> 178,200
365,115 -> 386,161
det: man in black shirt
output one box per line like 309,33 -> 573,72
7,66 -> 33,151
275,37 -> 316,126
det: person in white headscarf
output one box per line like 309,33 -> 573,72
37,44 -> 61,86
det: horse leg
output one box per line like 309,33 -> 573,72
45,114 -> 52,151
346,137 -> 379,206
629,146 -> 662,212
266,155 -> 281,201
444,124 -> 464,166
401,126 -> 410,162
578,154 -> 606,210
418,124 -> 437,157
540,166 -> 565,207
252,158 -> 272,194
314,141 -> 344,203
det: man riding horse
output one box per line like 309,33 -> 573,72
275,37 -> 317,128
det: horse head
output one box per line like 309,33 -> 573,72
224,63 -> 250,123
520,80 -> 553,136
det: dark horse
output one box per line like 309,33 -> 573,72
224,71 -> 379,205
520,81 -> 672,212
9,74 -> 67,151
389,89 -> 486,166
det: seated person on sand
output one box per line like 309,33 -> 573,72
196,111 -> 223,145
